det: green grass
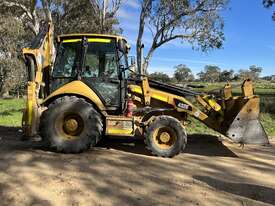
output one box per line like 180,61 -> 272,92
0,98 -> 274,137
0,98 -> 25,127
189,81 -> 275,95
186,117 -> 219,135
187,114 -> 275,137
260,113 -> 275,137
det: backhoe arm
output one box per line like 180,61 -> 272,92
22,22 -> 55,137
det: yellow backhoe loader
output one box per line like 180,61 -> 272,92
22,22 -> 269,157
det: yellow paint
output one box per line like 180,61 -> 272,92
208,99 -> 222,112
26,82 -> 36,126
151,94 -> 168,102
62,38 -> 111,43
88,38 -> 111,43
107,128 -> 133,135
64,119 -> 79,133
152,127 -> 177,150
128,83 -> 209,122
129,84 -> 192,107
130,85 -> 142,94
63,39 -> 81,43
43,81 -> 105,111
57,33 -> 127,43
27,100 -> 33,125
23,81 -> 38,136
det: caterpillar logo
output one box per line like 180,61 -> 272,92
174,99 -> 192,111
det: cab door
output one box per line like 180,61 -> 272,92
81,38 -> 124,113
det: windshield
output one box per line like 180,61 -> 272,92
53,41 -> 80,78
83,39 -> 118,79
52,38 -> 118,79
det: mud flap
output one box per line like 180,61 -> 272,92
225,97 -> 269,145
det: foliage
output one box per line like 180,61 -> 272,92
136,0 -> 228,73
0,59 -> 26,97
51,0 -> 122,35
262,75 -> 275,81
219,69 -> 234,82
0,0 -> 122,96
0,0 -> 122,36
0,14 -> 25,55
197,65 -> 221,82
174,64 -> 194,82
149,72 -> 171,82
196,65 -> 263,82
260,113 -> 275,137
238,65 -> 263,81
0,0 -> 51,37
263,0 -> 275,20
249,65 -> 263,79
0,14 -> 26,96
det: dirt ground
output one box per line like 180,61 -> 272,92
0,126 -> 274,206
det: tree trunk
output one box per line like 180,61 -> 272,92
136,23 -> 145,75
136,0 -> 151,75
136,42 -> 142,75
143,46 -> 155,74
41,0 -> 53,22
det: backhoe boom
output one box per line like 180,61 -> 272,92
22,22 -> 55,137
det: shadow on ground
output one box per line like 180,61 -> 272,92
194,175 -> 275,205
98,133 -> 238,158
0,125 -> 274,206
0,126 -> 237,158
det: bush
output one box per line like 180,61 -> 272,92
0,58 -> 26,97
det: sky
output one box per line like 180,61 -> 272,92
117,0 -> 275,77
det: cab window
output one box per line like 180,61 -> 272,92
83,39 -> 118,79
53,42 -> 80,78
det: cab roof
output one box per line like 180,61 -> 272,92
57,33 -> 127,43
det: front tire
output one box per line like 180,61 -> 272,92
40,96 -> 103,153
145,115 -> 187,157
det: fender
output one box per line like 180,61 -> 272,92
42,80 -> 105,111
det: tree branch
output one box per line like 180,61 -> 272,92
41,0 -> 53,22
1,1 -> 33,21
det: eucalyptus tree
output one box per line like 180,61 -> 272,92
136,0 -> 228,74
174,64 -> 194,82
0,14 -> 25,96
0,0 -> 122,36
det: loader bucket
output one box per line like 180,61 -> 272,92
213,79 -> 269,145
225,96 -> 269,145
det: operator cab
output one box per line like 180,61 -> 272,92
51,34 -> 131,114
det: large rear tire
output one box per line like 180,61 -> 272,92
145,115 -> 187,157
40,96 -> 103,153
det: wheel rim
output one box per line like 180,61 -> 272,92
60,114 -> 84,139
64,118 -> 79,134
152,127 -> 177,149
